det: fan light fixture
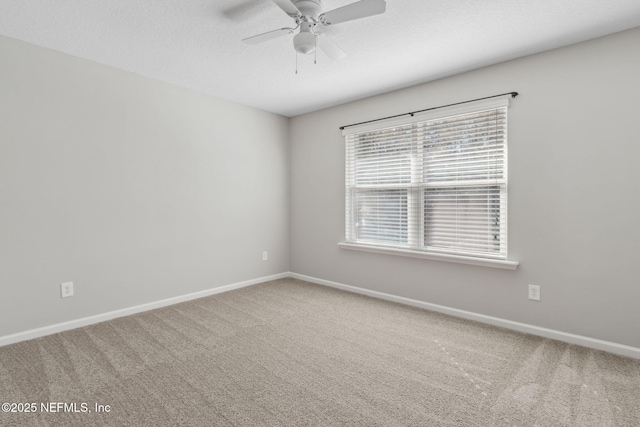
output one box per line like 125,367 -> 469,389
293,30 -> 316,54
293,21 -> 316,55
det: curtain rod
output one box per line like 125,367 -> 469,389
339,91 -> 519,131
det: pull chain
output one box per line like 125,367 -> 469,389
295,51 -> 298,74
314,35 -> 317,65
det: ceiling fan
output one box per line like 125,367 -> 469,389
242,0 -> 387,60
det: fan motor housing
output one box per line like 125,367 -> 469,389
292,0 -> 323,19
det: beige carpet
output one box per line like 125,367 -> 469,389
0,278 -> 638,426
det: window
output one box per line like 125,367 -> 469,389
342,96 -> 516,267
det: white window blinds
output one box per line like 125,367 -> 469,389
344,96 -> 509,260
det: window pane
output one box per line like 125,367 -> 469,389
424,186 -> 503,255
422,110 -> 505,182
352,126 -> 413,185
354,189 -> 408,244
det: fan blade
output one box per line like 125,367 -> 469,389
243,28 -> 294,45
320,0 -> 386,25
272,0 -> 300,16
317,34 -> 347,60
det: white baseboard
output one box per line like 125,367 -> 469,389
0,272 -> 289,347
4,271 -> 639,360
289,273 -> 640,360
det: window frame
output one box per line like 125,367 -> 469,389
341,96 -> 518,270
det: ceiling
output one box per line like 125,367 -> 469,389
1,0 -> 640,117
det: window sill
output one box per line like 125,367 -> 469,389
338,242 -> 519,270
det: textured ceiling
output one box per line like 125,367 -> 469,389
1,0 -> 640,117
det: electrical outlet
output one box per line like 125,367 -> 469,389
61,282 -> 74,298
528,284 -> 540,301
262,251 -> 268,261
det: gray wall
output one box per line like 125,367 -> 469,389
0,36 -> 290,337
2,27 -> 639,349
290,27 -> 640,348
